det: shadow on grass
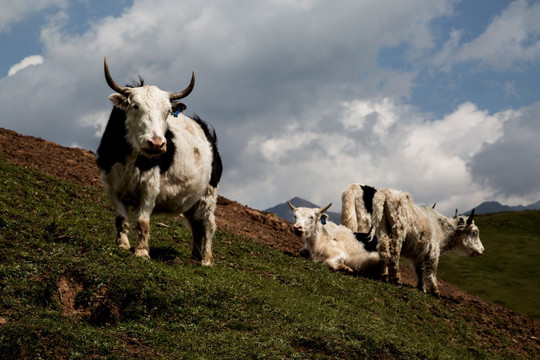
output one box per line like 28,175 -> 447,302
150,246 -> 183,264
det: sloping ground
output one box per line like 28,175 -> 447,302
1,127 -> 539,355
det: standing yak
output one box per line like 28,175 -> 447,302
97,58 -> 222,265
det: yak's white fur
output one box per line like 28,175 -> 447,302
369,188 -> 484,295
289,202 -> 380,273
100,84 -> 218,265
340,183 -> 373,233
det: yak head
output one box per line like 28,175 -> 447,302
453,208 -> 485,257
288,201 -> 332,237
104,57 -> 194,158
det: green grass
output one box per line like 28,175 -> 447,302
0,152 -> 537,359
438,210 -> 540,319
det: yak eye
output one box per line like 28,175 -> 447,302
131,104 -> 139,110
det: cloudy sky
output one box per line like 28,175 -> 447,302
1,0 -> 539,216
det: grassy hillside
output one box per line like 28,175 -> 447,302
0,153 -> 537,359
438,211 -> 540,319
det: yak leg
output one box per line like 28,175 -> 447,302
414,262 -> 426,293
377,233 -> 391,282
387,234 -> 403,284
134,219 -> 151,260
324,254 -> 353,273
185,186 -> 218,266
115,216 -> 130,250
423,257 -> 440,296
105,188 -> 130,251
133,175 -> 159,260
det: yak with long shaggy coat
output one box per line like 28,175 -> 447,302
370,188 -> 484,295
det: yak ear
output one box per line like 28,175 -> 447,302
171,102 -> 187,114
109,93 -> 128,109
287,201 -> 297,211
467,208 -> 475,225
320,213 -> 329,224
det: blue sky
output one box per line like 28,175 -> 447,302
1,0 -> 539,215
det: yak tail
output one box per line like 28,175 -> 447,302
340,184 -> 359,231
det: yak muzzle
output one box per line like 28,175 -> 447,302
470,249 -> 484,257
142,137 -> 167,157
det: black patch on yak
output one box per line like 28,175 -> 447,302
96,106 -> 133,173
354,232 -> 378,252
192,114 -> 223,188
360,184 -> 377,214
96,79 -> 144,173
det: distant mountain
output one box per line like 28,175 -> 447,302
465,200 -> 540,215
265,197 -> 341,224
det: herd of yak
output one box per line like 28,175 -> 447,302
96,58 -> 484,296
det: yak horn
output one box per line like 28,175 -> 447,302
287,201 -> 296,211
169,72 -> 195,101
467,209 -> 475,225
104,57 -> 129,95
319,203 -> 332,214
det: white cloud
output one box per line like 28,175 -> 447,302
225,97 -> 515,216
0,0 -> 67,34
469,102 -> 540,202
434,0 -> 540,70
7,55 -> 44,76
1,0 -> 539,217
80,110 -> 110,138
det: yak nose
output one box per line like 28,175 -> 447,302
472,248 -> 485,257
145,135 -> 166,154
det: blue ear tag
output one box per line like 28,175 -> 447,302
173,109 -> 180,117
321,217 -> 326,225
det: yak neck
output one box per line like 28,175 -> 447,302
437,216 -> 459,253
304,222 -> 329,250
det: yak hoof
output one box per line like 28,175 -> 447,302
389,273 -> 401,285
135,248 -> 150,260
117,236 -> 130,251
201,255 -> 214,267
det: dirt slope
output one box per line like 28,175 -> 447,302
1,127 -> 538,353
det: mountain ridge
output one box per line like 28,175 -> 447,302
265,196 -> 341,224
466,200 -> 540,215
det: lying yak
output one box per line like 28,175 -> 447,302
288,201 -> 380,273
